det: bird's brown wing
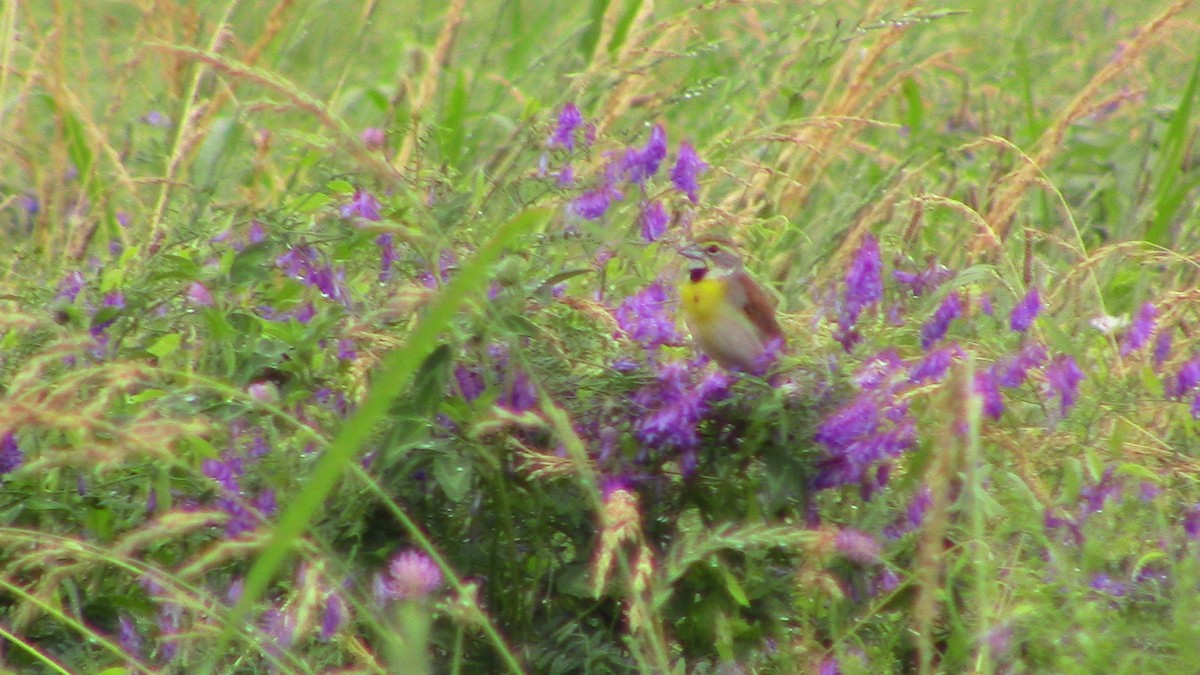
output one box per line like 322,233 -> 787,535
734,272 -> 785,343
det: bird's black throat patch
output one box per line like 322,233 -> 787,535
689,267 -> 708,282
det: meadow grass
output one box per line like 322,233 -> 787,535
1,1 -> 1199,672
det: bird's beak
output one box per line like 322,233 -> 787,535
677,243 -> 706,261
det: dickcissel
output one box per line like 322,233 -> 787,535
678,238 -> 785,370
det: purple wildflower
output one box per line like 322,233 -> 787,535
670,141 -> 707,203
633,363 -> 731,454
884,487 -> 932,539
118,616 -> 142,657
376,233 -> 397,282
341,188 -> 382,221
623,124 -> 668,184
202,455 -> 244,492
1184,504 -> 1200,540
360,126 -> 385,150
1154,330 -> 1173,370
571,185 -> 621,220
500,370 -> 538,412
1044,355 -> 1084,414
814,396 -> 879,449
549,103 -> 584,150
1010,287 -> 1041,332
909,344 -> 959,384
1120,302 -> 1157,355
262,607 -> 297,650
320,593 -> 346,641
872,568 -> 901,595
993,342 -> 1047,388
248,220 -> 266,244
974,370 -> 1004,419
639,200 -> 669,242
337,338 -> 356,361
1090,573 -> 1127,597
186,281 -> 214,307
844,235 -> 883,323
614,281 -> 681,351
556,163 -> 575,187
454,364 -> 485,401
892,261 -> 954,296
1171,356 -> 1200,398
835,529 -> 881,563
920,292 -> 962,349
57,270 -> 86,302
378,549 -> 444,602
141,110 -> 169,127
0,433 -> 23,475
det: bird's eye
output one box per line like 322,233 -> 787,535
706,245 -> 720,254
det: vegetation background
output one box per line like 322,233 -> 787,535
1,0 -> 1199,672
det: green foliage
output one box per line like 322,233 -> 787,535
1,1 -> 1200,674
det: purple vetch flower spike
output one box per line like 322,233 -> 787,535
1184,504 -> 1200,540
0,432 -> 23,475
454,364 -> 485,401
1090,573 -> 1127,597
1044,355 -> 1084,414
1120,302 -> 1157,356
909,344 -> 961,384
549,103 -> 584,150
57,270 -> 86,302
118,615 -> 142,657
1154,330 -> 1174,370
920,292 -> 962,349
320,593 -> 346,641
892,261 -> 954,297
1170,356 -> 1200,398
556,163 -> 574,187
614,281 -> 681,350
341,188 -> 382,221
670,141 -> 707,203
639,200 -> 669,242
571,186 -> 620,220
623,124 -> 668,184
337,338 -> 356,361
376,233 -> 397,282
1009,287 -> 1041,332
844,235 -> 883,322
814,396 -> 880,449
974,370 -> 1004,419
994,342 -> 1048,388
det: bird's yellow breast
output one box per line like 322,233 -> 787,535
679,277 -> 728,326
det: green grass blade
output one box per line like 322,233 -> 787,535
1145,49 -> 1200,246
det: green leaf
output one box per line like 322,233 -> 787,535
1146,50 -> 1200,246
718,564 -> 750,607
433,451 -> 473,503
146,333 -> 182,357
579,0 -> 610,60
607,0 -> 643,55
205,206 -> 551,673
292,192 -> 334,213
439,70 -> 469,165
326,179 -> 355,194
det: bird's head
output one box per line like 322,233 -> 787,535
678,238 -> 744,281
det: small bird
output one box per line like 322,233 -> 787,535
678,238 -> 785,370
